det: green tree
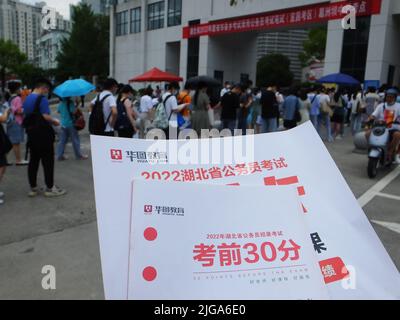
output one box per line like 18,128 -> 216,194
299,27 -> 327,66
56,3 -> 109,81
0,39 -> 27,91
256,53 -> 294,88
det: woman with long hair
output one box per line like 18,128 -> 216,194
191,82 -> 211,137
116,85 -> 137,138
350,87 -> 364,135
331,90 -> 346,139
298,89 -> 311,125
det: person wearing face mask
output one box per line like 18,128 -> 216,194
238,85 -> 254,135
220,81 -> 231,98
366,88 -> 400,164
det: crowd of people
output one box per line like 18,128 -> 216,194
1,76 -> 400,205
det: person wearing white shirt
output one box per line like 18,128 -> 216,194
350,88 -> 364,135
367,88 -> 400,164
89,78 -> 119,136
161,82 -> 190,139
318,88 -> 333,142
220,82 -> 231,98
138,87 -> 154,138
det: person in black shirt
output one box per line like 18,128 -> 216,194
220,84 -> 242,134
260,85 -> 279,133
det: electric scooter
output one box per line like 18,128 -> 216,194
367,120 -> 397,178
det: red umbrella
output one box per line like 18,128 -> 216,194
129,67 -> 183,82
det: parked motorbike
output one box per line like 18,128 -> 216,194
367,120 -> 398,178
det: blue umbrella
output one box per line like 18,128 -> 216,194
53,79 -> 95,98
317,73 -> 360,86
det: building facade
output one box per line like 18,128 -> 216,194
0,0 -> 43,61
0,0 -> 71,65
82,0 -> 110,15
257,29 -> 309,82
110,0 -> 400,88
35,14 -> 72,70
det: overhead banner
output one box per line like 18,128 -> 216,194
182,0 -> 382,39
91,122 -> 400,300
128,181 -> 329,300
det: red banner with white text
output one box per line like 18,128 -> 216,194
183,0 -> 382,39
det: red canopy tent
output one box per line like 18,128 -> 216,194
129,67 -> 183,82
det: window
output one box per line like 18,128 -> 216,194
214,70 -> 224,85
187,20 -> 200,79
130,7 -> 141,33
116,10 -> 128,36
148,1 -> 164,31
168,0 -> 181,27
388,65 -> 395,86
340,16 -> 371,82
240,74 -> 249,84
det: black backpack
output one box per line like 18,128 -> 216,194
114,98 -> 132,131
22,95 -> 55,148
89,94 -> 112,135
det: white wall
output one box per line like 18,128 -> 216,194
365,0 -> 400,86
323,19 -> 344,75
205,33 -> 258,83
113,0 -> 183,83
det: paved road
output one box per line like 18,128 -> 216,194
0,130 -> 399,300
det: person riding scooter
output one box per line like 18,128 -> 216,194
365,88 -> 400,165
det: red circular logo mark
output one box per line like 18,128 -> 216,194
144,227 -> 158,241
143,267 -> 157,282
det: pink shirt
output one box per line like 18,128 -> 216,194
10,95 -> 24,125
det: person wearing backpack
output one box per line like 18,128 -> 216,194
6,81 -> 28,166
115,85 -> 137,138
56,97 -> 88,161
23,78 -> 66,198
88,78 -> 118,137
177,84 -> 193,131
154,82 -> 189,139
